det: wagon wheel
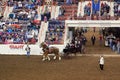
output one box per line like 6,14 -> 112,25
63,52 -> 72,59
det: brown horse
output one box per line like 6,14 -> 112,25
40,42 -> 61,61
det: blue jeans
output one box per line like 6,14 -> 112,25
117,48 -> 120,53
112,45 -> 116,51
27,52 -> 30,57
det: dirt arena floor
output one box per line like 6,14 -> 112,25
0,27 -> 119,80
0,55 -> 120,80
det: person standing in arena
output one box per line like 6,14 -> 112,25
99,56 -> 104,70
91,34 -> 96,46
99,34 -> 103,45
25,44 -> 31,58
117,40 -> 120,54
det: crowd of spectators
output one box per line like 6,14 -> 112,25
0,20 -> 40,44
56,0 -> 79,5
0,0 -> 42,44
100,2 -> 110,16
57,4 -> 78,20
45,20 -> 65,44
82,2 -> 119,20
9,1 -> 39,20
0,0 -> 120,45
7,0 -> 42,7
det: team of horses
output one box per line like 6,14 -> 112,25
40,42 -> 82,61
40,42 -> 61,61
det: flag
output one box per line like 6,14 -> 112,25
92,0 -> 100,13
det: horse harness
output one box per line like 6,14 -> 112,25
42,44 -> 49,52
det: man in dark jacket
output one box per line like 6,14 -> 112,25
91,34 -> 96,46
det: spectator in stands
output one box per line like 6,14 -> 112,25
118,4 -> 120,16
18,1 -> 22,9
84,4 -> 91,16
114,2 -> 118,16
66,0 -> 72,4
59,7 -> 65,16
101,2 -> 110,17
44,16 -> 47,22
31,37 -> 36,44
59,7 -> 62,16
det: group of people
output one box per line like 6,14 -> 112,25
100,2 -> 110,16
64,29 -> 87,54
0,21 -> 39,44
101,27 -> 120,54
0,0 -> 41,44
82,1 -> 120,20
9,1 -> 38,20
107,36 -> 120,54
45,21 -> 65,44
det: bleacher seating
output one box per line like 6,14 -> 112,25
45,20 -> 65,44
0,0 -> 120,45
57,4 -> 78,21
0,0 -> 42,44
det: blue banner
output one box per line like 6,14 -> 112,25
92,0 -> 100,13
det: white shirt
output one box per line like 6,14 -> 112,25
99,56 -> 104,65
117,42 -> 120,48
118,5 -> 120,11
25,46 -> 30,52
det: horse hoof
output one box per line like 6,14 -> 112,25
42,59 -> 45,61
53,56 -> 57,60
59,57 -> 61,60
48,58 -> 51,61
47,56 -> 51,61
